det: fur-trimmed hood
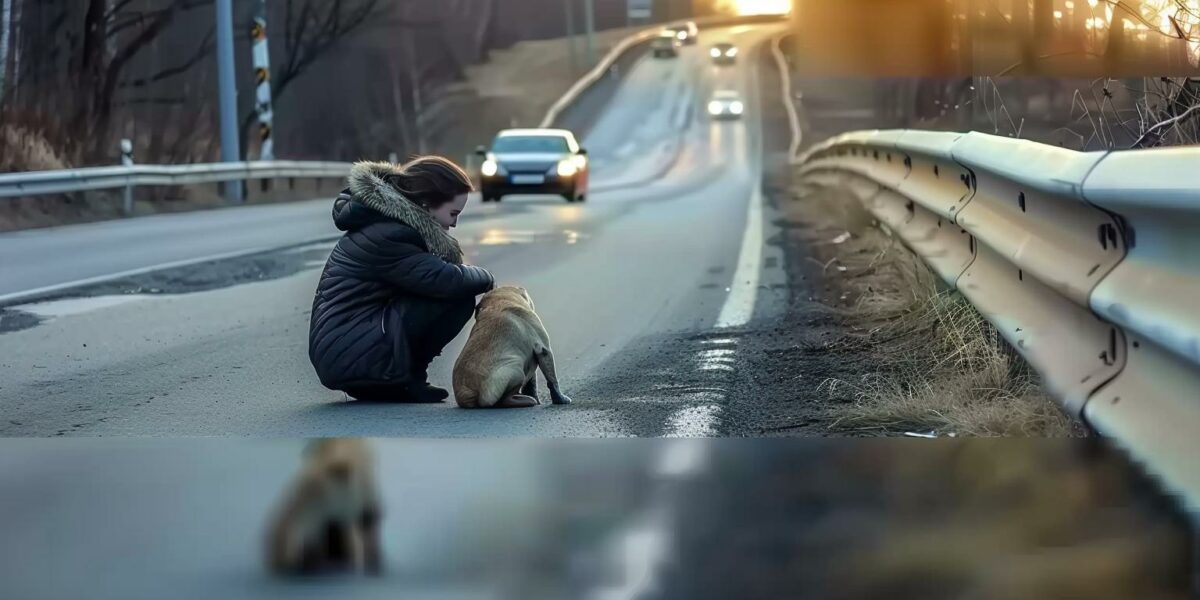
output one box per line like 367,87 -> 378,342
342,161 -> 463,264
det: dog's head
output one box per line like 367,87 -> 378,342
477,285 -> 535,313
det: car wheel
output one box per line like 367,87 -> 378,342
577,194 -> 586,202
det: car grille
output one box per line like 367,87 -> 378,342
501,161 -> 556,174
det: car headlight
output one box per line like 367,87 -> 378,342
571,154 -> 587,169
726,48 -> 738,57
676,31 -> 687,40
557,159 -> 578,177
710,48 -> 721,58
481,159 -> 498,177
708,101 -> 724,115
730,101 -> 744,114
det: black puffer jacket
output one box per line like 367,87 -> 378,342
309,161 -> 493,390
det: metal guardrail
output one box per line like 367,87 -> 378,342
0,160 -> 351,199
796,130 -> 1200,514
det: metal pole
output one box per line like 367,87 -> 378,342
583,0 -> 596,67
215,0 -> 243,203
251,0 -> 274,161
565,0 -> 577,74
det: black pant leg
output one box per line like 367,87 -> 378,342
401,295 -> 475,380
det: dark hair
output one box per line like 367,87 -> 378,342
385,156 -> 474,209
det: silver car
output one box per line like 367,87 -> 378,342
475,129 -> 590,203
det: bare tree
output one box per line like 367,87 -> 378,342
236,0 -> 382,159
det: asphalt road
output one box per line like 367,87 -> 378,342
1,438 -> 1187,599
0,24 -> 790,437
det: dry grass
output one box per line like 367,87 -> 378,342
796,185 -> 1083,438
0,124 -> 70,173
828,440 -> 1193,599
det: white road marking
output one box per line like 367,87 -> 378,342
17,294 -> 159,318
715,184 -> 764,328
0,234 -> 340,307
664,404 -> 722,437
654,439 -> 709,478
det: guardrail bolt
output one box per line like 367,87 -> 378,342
1098,223 -> 1118,250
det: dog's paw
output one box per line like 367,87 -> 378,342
551,394 -> 573,405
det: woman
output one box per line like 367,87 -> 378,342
309,156 -> 494,402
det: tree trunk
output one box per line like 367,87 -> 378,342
1,0 -> 12,100
1011,0 -> 1035,75
406,33 -> 424,154
1105,1 -> 1135,72
77,0 -> 108,149
1032,0 -> 1054,45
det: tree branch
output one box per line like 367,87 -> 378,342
119,27 -> 215,88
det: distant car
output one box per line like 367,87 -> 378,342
668,21 -> 699,45
707,90 -> 744,120
651,31 -> 682,58
476,129 -> 589,203
710,42 -> 738,65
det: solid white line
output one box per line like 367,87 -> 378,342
715,184 -> 764,328
0,234 -> 339,307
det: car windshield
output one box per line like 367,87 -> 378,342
492,135 -> 570,154
714,91 -> 740,100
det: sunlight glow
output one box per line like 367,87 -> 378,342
716,0 -> 792,16
1135,0 -> 1200,65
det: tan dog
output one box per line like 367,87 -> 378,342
264,438 -> 383,576
453,286 -> 573,408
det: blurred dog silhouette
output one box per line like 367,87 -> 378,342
264,438 -> 383,576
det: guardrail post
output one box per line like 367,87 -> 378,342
120,139 -> 134,215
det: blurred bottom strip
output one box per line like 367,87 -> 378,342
0,437 -> 1194,600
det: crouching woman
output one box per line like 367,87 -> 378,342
309,157 -> 493,402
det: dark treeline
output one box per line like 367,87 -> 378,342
0,0 -> 705,172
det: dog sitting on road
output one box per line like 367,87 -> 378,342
453,286 -> 573,408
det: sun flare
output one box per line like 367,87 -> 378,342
717,0 -> 792,16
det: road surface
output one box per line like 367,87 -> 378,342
0,24 -> 791,437
0,438 -> 1185,599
